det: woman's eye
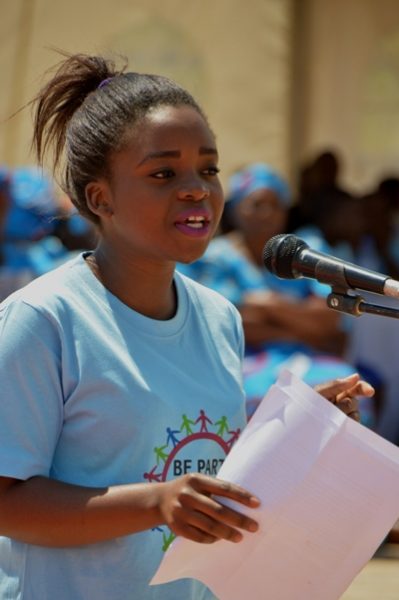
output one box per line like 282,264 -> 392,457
151,169 -> 175,179
203,166 -> 220,176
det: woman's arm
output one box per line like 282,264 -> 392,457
240,291 -> 346,353
0,473 -> 260,548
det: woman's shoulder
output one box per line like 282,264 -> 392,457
175,270 -> 243,348
175,268 -> 240,317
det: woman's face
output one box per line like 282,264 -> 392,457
236,188 -> 287,242
88,105 -> 224,265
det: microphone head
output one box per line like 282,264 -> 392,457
262,234 -> 308,278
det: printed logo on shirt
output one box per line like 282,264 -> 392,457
142,409 -> 241,551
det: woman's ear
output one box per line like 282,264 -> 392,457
85,180 -> 114,219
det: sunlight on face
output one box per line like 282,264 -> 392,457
99,105 -> 224,266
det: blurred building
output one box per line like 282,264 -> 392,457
1,0 -> 399,192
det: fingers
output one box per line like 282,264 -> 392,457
346,380 -> 375,398
335,382 -> 374,404
189,474 -> 261,508
314,373 -> 360,400
172,503 -> 251,544
181,486 -> 259,541
315,374 -> 375,402
162,474 -> 260,544
335,396 -> 361,421
337,402 -> 361,421
334,380 -> 374,422
347,410 -> 361,422
178,523 -> 218,544
314,373 -> 375,422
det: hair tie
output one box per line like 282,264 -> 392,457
98,77 -> 113,89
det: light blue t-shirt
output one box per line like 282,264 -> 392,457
0,253 -> 247,600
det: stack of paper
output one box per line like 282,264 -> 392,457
151,370 -> 399,600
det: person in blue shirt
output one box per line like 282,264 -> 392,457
0,53 -> 372,600
0,164 -> 96,301
178,163 -> 360,419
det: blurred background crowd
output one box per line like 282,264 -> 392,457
2,152 -> 399,447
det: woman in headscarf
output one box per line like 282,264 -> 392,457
178,163 -> 356,418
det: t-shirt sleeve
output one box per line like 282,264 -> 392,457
0,299 -> 64,480
232,304 -> 245,362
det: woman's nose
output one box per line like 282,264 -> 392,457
177,178 -> 210,201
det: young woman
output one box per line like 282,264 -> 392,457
0,53 -> 372,599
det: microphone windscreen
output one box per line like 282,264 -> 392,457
262,234 -> 307,279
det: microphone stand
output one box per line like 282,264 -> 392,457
327,289 -> 399,319
315,260 -> 399,319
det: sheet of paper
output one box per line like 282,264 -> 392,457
151,369 -> 399,600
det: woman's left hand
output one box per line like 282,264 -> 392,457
314,373 -> 375,422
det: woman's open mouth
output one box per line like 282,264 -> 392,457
174,210 -> 212,237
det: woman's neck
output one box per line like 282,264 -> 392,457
86,243 -> 177,320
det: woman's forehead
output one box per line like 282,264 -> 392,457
244,188 -> 285,207
122,107 -> 218,163
131,105 -> 215,146
111,106 -> 217,169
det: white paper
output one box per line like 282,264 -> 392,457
151,369 -> 399,600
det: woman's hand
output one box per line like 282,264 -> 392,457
158,473 -> 260,544
314,373 -> 375,422
0,474 -> 258,548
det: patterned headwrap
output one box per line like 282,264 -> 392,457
226,163 -> 291,209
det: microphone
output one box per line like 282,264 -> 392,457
262,234 -> 399,298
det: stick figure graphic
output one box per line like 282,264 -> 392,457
154,445 -> 169,465
226,428 -> 241,448
196,409 -> 212,432
180,413 -> 195,435
166,427 -> 180,448
143,466 -> 162,482
214,415 -> 229,436
162,530 -> 176,552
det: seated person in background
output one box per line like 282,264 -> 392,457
178,163 -> 359,419
286,149 -> 345,233
357,178 -> 399,279
53,190 -> 98,252
0,165 -> 96,301
295,186 -> 366,264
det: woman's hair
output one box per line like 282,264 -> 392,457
32,51 -> 205,223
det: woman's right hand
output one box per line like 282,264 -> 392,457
0,473 -> 259,548
158,473 -> 260,544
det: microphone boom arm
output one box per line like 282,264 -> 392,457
312,253 -> 399,319
327,290 -> 399,319
262,233 -> 399,317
